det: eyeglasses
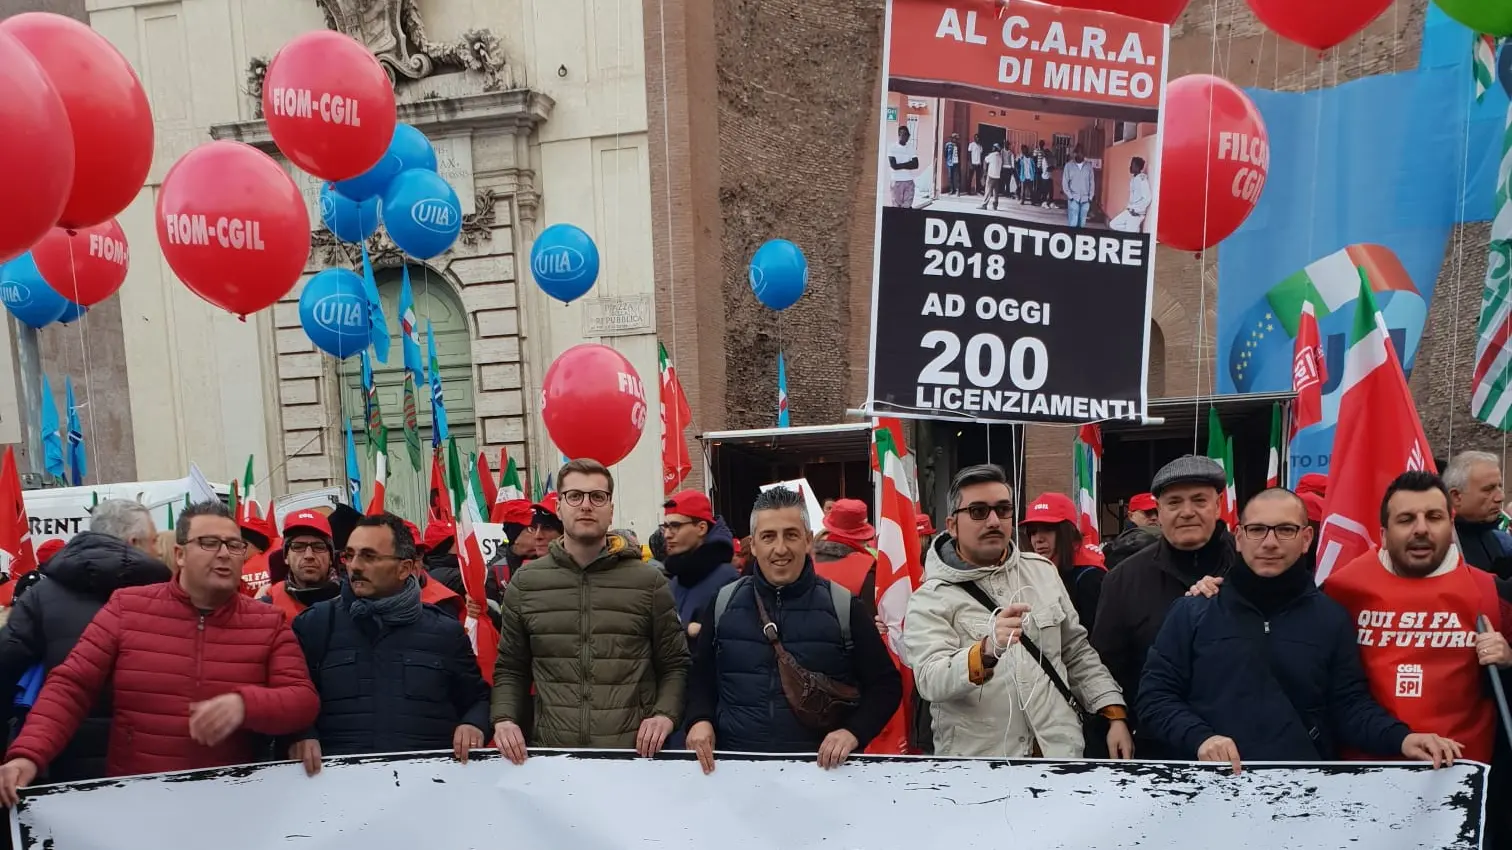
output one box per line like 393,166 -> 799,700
1241,523 -> 1303,542
192,536 -> 249,555
341,549 -> 407,568
659,520 -> 694,533
562,489 -> 611,507
288,541 -> 331,555
951,502 -> 1014,522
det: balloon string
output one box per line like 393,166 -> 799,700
63,236 -> 100,485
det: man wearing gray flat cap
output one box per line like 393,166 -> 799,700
1090,455 -> 1237,759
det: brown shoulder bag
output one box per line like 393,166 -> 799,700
753,591 -> 860,731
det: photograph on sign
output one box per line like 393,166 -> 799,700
867,0 -> 1165,425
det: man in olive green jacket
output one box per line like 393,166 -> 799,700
491,459 -> 690,762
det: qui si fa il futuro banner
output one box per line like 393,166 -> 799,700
869,0 -> 1168,424
9,751 -> 1488,850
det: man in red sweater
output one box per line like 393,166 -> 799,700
0,501 -> 320,804
1324,471 -> 1512,764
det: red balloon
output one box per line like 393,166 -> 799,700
1246,0 -> 1391,50
1043,0 -> 1190,25
1156,75 -> 1269,253
262,31 -> 397,182
155,141 -> 311,316
542,344 -> 649,467
0,30 -> 73,265
0,13 -> 153,230
30,219 -> 129,307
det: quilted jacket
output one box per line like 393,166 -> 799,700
491,535 -> 689,747
7,578 -> 319,777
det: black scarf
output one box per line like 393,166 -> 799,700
1226,560 -> 1313,617
664,536 -> 733,586
348,575 -> 423,631
285,579 -> 340,609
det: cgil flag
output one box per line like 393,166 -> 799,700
0,446 -> 37,605
1266,402 -> 1282,488
1205,409 -> 1238,529
1291,300 -> 1327,437
344,417 -> 362,507
1316,270 -> 1436,583
1476,34 -> 1500,103
659,341 -> 693,494
65,376 -> 84,486
1472,100 -> 1512,430
870,424 -> 924,755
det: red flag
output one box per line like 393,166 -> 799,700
868,425 -> 924,754
1315,278 -> 1435,584
477,452 -> 499,510
429,452 -> 453,522
0,447 -> 37,604
1291,300 -> 1327,438
659,342 -> 693,493
1077,422 -> 1103,458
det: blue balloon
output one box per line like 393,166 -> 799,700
0,254 -> 70,329
749,239 -> 808,311
320,183 -> 380,243
382,169 -> 462,259
530,224 -> 600,303
332,124 -> 439,201
298,268 -> 370,359
56,301 -> 87,324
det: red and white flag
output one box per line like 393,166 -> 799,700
457,456 -> 500,681
1315,274 -> 1435,584
1291,300 -> 1327,438
365,451 -> 388,515
0,447 -> 37,606
869,424 -> 924,755
659,342 -> 693,494
1074,425 -> 1101,545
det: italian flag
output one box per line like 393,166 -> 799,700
1266,402 -> 1282,488
239,455 -> 259,523
659,342 -> 693,494
869,424 -> 924,755
1073,428 -> 1100,545
1266,249 -> 1369,337
365,451 -> 388,515
1315,271 -> 1436,583
498,455 -> 525,503
459,454 -> 500,681
1205,409 -> 1238,528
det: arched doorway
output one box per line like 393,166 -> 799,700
1148,320 -> 1167,399
337,266 -> 476,524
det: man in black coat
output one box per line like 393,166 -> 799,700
288,513 -> 490,775
1091,455 -> 1236,758
0,500 -> 171,781
1137,488 -> 1463,772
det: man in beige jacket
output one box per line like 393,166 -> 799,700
903,464 -> 1131,759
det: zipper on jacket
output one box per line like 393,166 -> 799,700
195,614 -> 206,692
580,570 -> 591,747
1263,620 -> 1271,634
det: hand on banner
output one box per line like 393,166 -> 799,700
636,714 -> 675,758
188,693 -> 246,747
687,720 -> 717,774
1402,734 -> 1463,769
817,729 -> 859,770
1106,720 -> 1134,760
987,604 -> 1032,658
1186,576 -> 1224,599
289,739 -> 323,776
465,598 -> 484,620
494,720 -> 528,765
0,757 -> 37,806
453,724 -> 486,763
1198,735 -> 1243,775
1475,631 -> 1512,669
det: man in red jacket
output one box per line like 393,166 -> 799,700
0,501 -> 320,803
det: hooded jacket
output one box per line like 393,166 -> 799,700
0,533 -> 172,781
664,518 -> 741,625
1091,525 -> 1236,753
902,534 -> 1122,758
491,535 -> 690,747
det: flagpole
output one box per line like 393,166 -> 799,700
10,320 -> 44,478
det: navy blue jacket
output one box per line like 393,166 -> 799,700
1137,583 -> 1410,761
684,560 -> 901,753
292,584 -> 491,757
665,518 -> 741,625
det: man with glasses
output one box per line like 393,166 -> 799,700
0,501 -> 318,800
1138,488 -> 1463,773
491,459 -> 689,764
903,464 -> 1127,758
1091,455 -> 1236,758
661,490 -> 740,635
261,510 -> 340,619
286,513 -> 490,776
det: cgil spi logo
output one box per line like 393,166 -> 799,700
409,198 -> 459,234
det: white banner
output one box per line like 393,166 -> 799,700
11,751 -> 1486,849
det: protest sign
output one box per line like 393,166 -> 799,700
868,0 -> 1167,424
12,751 -> 1486,850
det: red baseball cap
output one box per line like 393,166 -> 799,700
535,492 -> 560,515
1296,474 -> 1327,498
664,490 -> 715,525
37,538 -> 65,565
915,512 -> 937,536
423,517 -> 456,550
281,509 -> 332,538
1023,493 -> 1076,526
1129,492 -> 1157,513
491,498 -> 534,526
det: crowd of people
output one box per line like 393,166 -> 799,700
0,449 -> 1506,843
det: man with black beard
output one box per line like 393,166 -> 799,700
661,491 -> 740,639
